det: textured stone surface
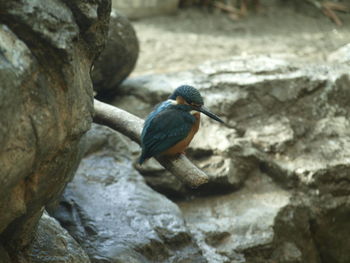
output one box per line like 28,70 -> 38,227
178,174 -> 321,263
51,125 -> 206,263
309,195 -> 350,263
112,56 -> 350,262
116,56 -> 350,191
4,0 -> 350,261
92,10 -> 139,97
0,246 -> 11,263
0,0 -> 110,259
15,212 -> 90,263
328,43 -> 350,64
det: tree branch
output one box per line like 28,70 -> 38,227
93,99 -> 209,188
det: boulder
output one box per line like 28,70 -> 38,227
92,10 -> 139,97
0,0 -> 110,259
113,55 -> 350,262
51,125 -> 206,263
16,212 -> 90,263
328,43 -> 350,65
0,246 -> 11,263
178,174 -> 321,263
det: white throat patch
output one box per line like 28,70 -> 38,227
168,99 -> 178,105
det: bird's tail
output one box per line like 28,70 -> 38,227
138,153 -> 146,165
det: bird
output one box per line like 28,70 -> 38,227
138,85 -> 224,164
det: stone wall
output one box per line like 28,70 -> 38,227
0,0 -> 111,261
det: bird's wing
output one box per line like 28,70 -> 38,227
141,109 -> 195,159
141,100 -> 172,139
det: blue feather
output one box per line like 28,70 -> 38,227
141,100 -> 173,141
139,104 -> 195,164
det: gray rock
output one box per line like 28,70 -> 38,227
134,119 -> 253,197
113,55 -> 350,262
270,200 -> 321,263
51,125 -> 206,263
310,195 -> 350,263
178,174 -> 320,263
112,0 -> 179,19
92,10 -> 139,97
0,0 -> 110,258
14,212 -> 90,263
136,158 -> 189,198
0,246 -> 11,263
117,56 -> 350,189
328,44 -> 350,65
114,57 -> 297,195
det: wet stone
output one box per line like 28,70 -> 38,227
51,125 -> 206,263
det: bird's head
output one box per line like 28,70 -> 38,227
169,85 -> 224,123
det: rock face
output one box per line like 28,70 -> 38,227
111,56 -> 350,262
328,43 -> 350,64
3,2 -> 349,259
19,212 -> 90,263
0,0 -> 110,260
92,10 -> 139,97
51,125 -> 206,263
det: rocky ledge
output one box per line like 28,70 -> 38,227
51,54 -> 350,262
2,0 -> 350,261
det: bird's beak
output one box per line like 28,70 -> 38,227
197,106 -> 224,123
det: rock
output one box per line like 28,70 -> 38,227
112,55 -> 350,261
136,158 -> 189,198
309,195 -> 350,263
244,116 -> 294,153
328,44 -> 350,65
92,10 -> 139,97
271,200 -> 321,263
14,212 -> 90,263
0,0 -> 110,258
51,124 -> 206,263
113,57 -> 297,195
112,0 -> 179,19
0,246 -> 11,263
134,118 -> 254,197
178,174 -> 320,263
117,56 -> 350,186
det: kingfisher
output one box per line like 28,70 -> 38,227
138,85 -> 224,164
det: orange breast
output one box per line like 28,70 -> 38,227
162,113 -> 200,156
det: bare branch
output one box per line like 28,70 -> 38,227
306,0 -> 349,26
93,99 -> 209,188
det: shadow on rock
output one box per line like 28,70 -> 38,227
110,55 -> 350,262
50,125 -> 206,263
